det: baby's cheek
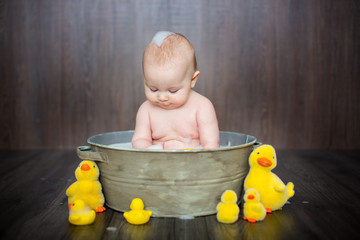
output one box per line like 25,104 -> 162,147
145,92 -> 155,101
174,93 -> 187,103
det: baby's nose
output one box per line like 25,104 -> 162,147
158,92 -> 168,101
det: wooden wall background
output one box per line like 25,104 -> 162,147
1,0 -> 359,150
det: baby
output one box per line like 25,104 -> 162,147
132,31 -> 219,150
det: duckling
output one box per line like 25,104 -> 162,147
244,145 -> 295,213
243,188 -> 266,223
68,199 -> 96,225
216,190 -> 240,224
123,198 -> 152,225
66,160 -> 106,213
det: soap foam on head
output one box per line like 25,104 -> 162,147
151,31 -> 175,47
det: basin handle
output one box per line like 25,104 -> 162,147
77,146 -> 109,163
253,141 -> 262,150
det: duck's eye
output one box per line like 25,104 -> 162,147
93,165 -> 96,168
257,152 -> 259,154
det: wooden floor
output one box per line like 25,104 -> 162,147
1,149 -> 359,239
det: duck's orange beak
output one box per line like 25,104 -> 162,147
69,203 -> 72,210
247,194 -> 254,200
257,157 -> 272,167
81,163 -> 90,171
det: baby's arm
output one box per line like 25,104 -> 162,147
132,102 -> 153,148
197,98 -> 220,149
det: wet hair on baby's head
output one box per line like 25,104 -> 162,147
143,32 -> 197,71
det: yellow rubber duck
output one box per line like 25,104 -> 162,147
243,188 -> 266,223
244,144 -> 295,213
123,198 -> 152,225
216,190 -> 240,224
68,199 -> 96,225
66,160 -> 106,213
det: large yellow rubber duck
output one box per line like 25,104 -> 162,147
68,199 -> 96,225
66,160 -> 106,213
123,198 -> 152,225
243,188 -> 266,223
244,144 -> 295,213
216,190 -> 240,224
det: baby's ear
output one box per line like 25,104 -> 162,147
191,71 -> 200,88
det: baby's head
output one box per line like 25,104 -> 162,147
143,32 -> 197,74
142,32 -> 200,110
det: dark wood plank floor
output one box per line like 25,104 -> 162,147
1,150 -> 359,239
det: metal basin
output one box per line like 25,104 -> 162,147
77,130 -> 257,217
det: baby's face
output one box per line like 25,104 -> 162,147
143,60 -> 195,110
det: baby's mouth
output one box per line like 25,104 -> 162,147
158,102 -> 173,109
158,102 -> 170,107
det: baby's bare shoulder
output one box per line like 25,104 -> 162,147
138,101 -> 153,112
191,91 -> 214,107
136,101 -> 153,119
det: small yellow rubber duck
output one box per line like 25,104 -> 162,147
66,160 -> 106,213
68,199 -> 96,225
243,188 -> 266,223
244,144 -> 295,213
123,198 -> 152,225
216,190 -> 240,224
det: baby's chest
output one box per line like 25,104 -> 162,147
150,110 -> 198,133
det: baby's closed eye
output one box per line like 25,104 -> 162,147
150,88 -> 158,92
169,89 -> 179,93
